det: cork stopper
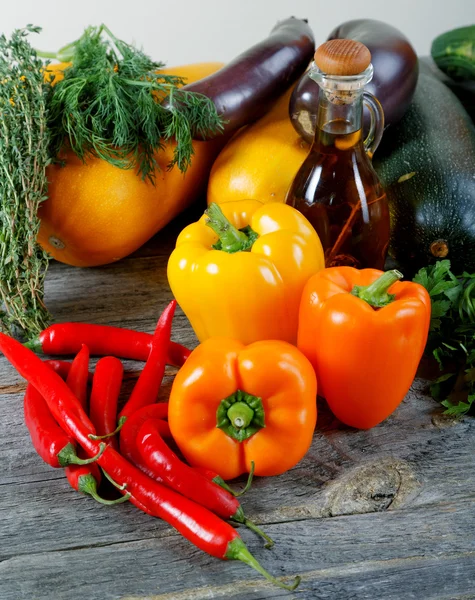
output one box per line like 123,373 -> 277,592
314,39 -> 371,76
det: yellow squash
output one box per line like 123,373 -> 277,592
39,62 -> 227,267
167,200 -> 324,345
207,87 -> 310,206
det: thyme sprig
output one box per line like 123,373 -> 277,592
0,25 -> 51,336
41,25 -> 224,181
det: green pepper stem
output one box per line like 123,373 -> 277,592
205,203 -> 252,253
216,391 -> 265,443
102,469 -> 128,491
231,493 -> 274,549
226,538 -> 300,591
90,489 -> 131,505
244,519 -> 275,549
227,402 -> 254,430
57,442 -> 106,467
212,475 -> 239,496
235,461 -> 255,497
78,474 -> 131,505
88,416 -> 126,440
212,461 -> 254,497
350,269 -> 404,308
23,338 -> 43,354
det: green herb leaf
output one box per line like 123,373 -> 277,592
414,260 -> 451,292
414,260 -> 475,419
0,25 -> 51,335
430,372 -> 456,400
43,25 -> 224,182
442,394 -> 475,417
430,299 -> 452,318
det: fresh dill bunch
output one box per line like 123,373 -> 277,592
41,25 -> 224,181
0,25 -> 52,336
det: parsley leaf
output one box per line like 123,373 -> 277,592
414,260 -> 475,417
442,394 -> 475,417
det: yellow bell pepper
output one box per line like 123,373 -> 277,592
167,200 -> 324,344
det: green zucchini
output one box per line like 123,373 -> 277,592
431,25 -> 475,81
373,68 -> 475,276
420,56 -> 475,123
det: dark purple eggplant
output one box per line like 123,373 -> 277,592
290,19 -> 419,143
174,17 -> 314,140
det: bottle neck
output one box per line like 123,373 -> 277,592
315,88 -> 364,139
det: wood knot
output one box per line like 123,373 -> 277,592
314,39 -> 371,76
322,459 -> 420,517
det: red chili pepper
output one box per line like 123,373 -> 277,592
45,359 -> 94,384
44,359 -> 72,379
23,361 -> 103,468
118,301 -> 176,422
62,354 -> 126,505
1,333 -> 298,590
66,344 -> 89,409
119,403 -> 170,473
65,459 -> 131,505
96,444 -> 287,576
119,404 -> 240,490
24,322 -> 190,366
137,418 -> 273,547
89,357 -> 123,451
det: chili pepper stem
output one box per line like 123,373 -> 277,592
231,503 -> 274,548
78,473 -> 131,505
350,270 -> 404,308
205,203 -> 256,253
23,338 -> 43,353
212,475 -> 239,496
235,461 -> 255,497
89,416 -> 126,440
89,488 -> 131,505
57,441 -> 106,467
244,519 -> 275,549
102,468 -> 128,491
225,538 -> 300,590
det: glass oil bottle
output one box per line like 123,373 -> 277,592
286,39 -> 390,269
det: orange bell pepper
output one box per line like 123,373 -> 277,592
298,267 -> 431,429
167,338 -> 317,480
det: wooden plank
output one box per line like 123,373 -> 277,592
1,374 -> 474,597
1,210 -> 474,599
1,499 -> 474,599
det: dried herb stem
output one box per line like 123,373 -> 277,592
0,25 -> 52,336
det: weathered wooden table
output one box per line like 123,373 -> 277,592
1,202 -> 474,600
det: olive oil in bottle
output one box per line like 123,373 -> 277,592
286,39 -> 390,269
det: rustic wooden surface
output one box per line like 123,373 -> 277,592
1,203 -> 474,600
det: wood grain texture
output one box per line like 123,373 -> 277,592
314,39 -> 371,75
0,206 -> 474,600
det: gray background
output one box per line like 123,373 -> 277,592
4,0 -> 475,66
